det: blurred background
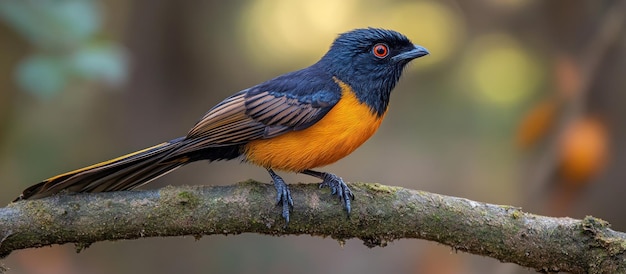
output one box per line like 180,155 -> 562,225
0,0 -> 625,273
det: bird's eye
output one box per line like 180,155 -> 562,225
372,43 -> 389,58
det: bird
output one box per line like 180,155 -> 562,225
14,28 -> 429,223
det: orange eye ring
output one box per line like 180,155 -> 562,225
372,43 -> 389,58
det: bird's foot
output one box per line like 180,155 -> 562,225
318,173 -> 354,215
268,169 -> 293,223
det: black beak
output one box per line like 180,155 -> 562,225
392,45 -> 429,62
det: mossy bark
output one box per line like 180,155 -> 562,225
1,181 -> 625,273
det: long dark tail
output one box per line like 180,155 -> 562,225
14,137 -> 190,201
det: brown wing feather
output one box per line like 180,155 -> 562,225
180,89 -> 335,155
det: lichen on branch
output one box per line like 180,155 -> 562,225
1,181 -> 625,273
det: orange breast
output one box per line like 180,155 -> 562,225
244,80 -> 385,172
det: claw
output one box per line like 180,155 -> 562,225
268,169 -> 293,223
318,173 -> 354,215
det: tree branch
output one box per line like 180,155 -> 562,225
1,181 -> 625,273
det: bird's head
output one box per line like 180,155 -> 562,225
317,28 -> 429,116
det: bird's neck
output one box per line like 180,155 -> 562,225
313,58 -> 402,117
333,73 -> 396,118
346,82 -> 391,118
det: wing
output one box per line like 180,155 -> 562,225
180,69 -> 341,153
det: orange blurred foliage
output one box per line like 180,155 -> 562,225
516,98 -> 559,148
555,54 -> 582,99
517,54 -> 584,150
558,116 -> 609,186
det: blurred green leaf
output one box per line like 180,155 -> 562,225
0,0 -> 101,49
69,43 -> 128,85
16,54 -> 67,98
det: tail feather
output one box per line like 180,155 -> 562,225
91,157 -> 187,192
14,138 -> 187,201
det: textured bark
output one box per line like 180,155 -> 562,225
1,181 -> 625,273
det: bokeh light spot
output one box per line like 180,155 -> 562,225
464,33 -> 543,106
